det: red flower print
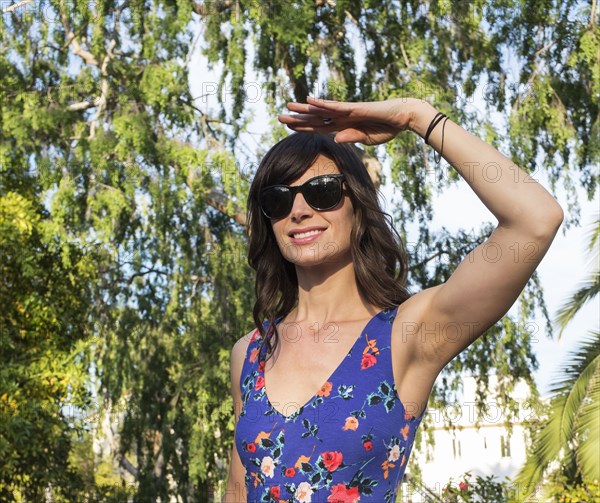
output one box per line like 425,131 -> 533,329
361,353 -> 377,369
255,375 -> 265,390
459,481 -> 468,491
247,442 -> 256,453
327,483 -> 360,503
363,441 -> 373,451
322,451 -> 343,472
249,348 -> 259,363
270,485 -> 280,499
258,360 -> 265,373
317,381 -> 333,397
400,424 -> 410,440
285,467 -> 295,477
404,411 -> 415,420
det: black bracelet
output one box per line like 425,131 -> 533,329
433,116 -> 449,164
424,112 -> 446,145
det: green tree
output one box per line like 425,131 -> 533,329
2,0 -> 254,499
0,192 -> 95,500
0,0 -> 597,500
514,217 -> 600,501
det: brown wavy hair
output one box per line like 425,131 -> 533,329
246,132 -> 412,361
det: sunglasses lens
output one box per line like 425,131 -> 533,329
305,176 -> 343,210
260,175 -> 344,219
261,186 -> 292,220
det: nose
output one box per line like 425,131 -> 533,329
289,191 -> 313,221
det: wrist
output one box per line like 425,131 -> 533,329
406,99 -> 439,138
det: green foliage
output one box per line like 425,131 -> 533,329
543,472 -> 600,502
0,193 -> 95,501
514,215 -> 600,500
514,333 -> 600,499
0,0 -> 597,500
441,471 -> 514,502
555,218 -> 600,335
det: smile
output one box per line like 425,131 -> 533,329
292,229 -> 324,239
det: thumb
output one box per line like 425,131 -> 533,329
334,128 -> 366,143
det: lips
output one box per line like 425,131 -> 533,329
288,227 -> 326,244
288,227 -> 326,238
292,229 -> 323,239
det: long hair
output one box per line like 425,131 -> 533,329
246,132 -> 412,361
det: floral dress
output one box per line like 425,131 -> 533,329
235,306 -> 425,503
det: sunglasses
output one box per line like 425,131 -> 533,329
260,174 -> 346,220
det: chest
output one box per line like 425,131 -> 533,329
261,317 -> 400,419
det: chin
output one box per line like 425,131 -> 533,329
281,243 -> 342,264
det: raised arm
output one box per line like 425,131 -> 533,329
278,97 -> 564,372
403,99 -> 563,369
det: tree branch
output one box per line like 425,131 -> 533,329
89,38 -> 116,138
206,189 -> 247,227
126,268 -> 169,285
61,14 -> 99,66
67,98 -> 100,112
399,41 -> 411,69
2,0 -> 32,14
119,454 -> 139,478
192,0 -> 233,16
533,41 -> 555,57
344,9 -> 359,26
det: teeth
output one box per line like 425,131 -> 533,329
293,229 -> 323,239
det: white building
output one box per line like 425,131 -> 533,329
402,375 -> 537,502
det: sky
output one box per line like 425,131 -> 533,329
190,25 -> 599,400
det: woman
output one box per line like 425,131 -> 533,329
223,97 -> 563,502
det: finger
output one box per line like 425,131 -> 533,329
333,128 -> 367,143
306,96 -> 353,112
285,126 -> 341,134
286,102 -> 330,115
278,114 -> 352,132
278,113 -> 340,126
288,127 -> 339,133
286,102 -> 350,117
279,120 -> 340,133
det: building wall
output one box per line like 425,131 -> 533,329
402,376 -> 536,502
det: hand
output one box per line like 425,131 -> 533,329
278,96 -> 432,145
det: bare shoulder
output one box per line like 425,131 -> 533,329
230,329 -> 259,399
231,329 -> 257,363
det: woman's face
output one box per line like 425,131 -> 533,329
269,154 -> 354,269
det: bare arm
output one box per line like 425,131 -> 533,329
279,96 -> 564,373
406,100 -> 563,369
222,332 -> 254,503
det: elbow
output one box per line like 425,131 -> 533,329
547,201 -> 564,230
536,201 -> 564,239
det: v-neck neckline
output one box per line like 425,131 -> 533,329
260,307 -> 391,421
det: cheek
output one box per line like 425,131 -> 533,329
271,223 -> 287,250
271,229 -> 304,263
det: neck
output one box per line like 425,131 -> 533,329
289,257 -> 381,323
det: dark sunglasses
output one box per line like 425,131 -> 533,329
260,174 -> 346,220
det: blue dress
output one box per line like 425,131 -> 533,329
235,306 -> 425,503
